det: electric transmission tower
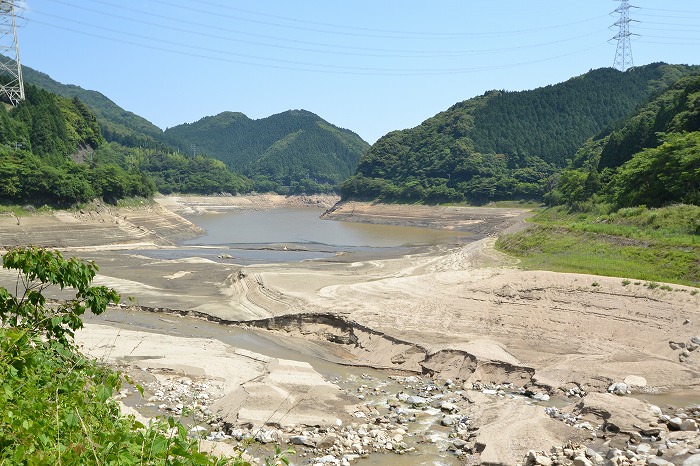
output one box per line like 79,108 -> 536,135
0,0 -> 24,105
611,0 -> 638,72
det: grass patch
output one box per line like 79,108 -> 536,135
0,204 -> 55,216
115,196 -> 155,208
496,204 -> 700,287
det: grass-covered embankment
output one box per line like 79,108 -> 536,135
496,204 -> 700,287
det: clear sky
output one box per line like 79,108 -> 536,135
14,1 -> 700,143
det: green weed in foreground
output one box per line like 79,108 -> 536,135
496,205 -> 700,287
0,247 -> 253,465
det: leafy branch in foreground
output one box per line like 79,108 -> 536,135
0,247 -> 254,464
0,246 -> 120,346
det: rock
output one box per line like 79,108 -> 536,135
684,454 -> 700,466
691,336 -> 700,345
573,456 -> 593,466
623,375 -> 647,387
640,427 -> 662,437
452,439 -> 468,450
440,401 -> 458,413
628,431 -> 643,444
585,448 -> 604,465
405,395 -> 427,406
315,455 -> 340,465
635,443 -> 652,455
289,435 -> 315,447
533,393 -> 550,402
650,405 -> 663,417
608,382 -> 630,396
648,458 -> 675,466
681,419 -> 699,431
668,417 -> 684,431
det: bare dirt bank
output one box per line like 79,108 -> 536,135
2,195 -> 699,465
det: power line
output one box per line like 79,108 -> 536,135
28,8 -> 609,75
143,0 -> 608,39
43,1 -> 608,59
27,17 -> 605,77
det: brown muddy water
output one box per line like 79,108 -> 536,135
169,209 -> 474,265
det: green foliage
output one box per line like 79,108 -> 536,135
608,131 -> 700,208
94,143 -> 252,195
0,247 -> 119,345
0,247 -> 246,464
496,205 -> 700,287
162,110 -> 369,194
554,75 -> 700,209
0,84 -> 157,207
344,63 -> 699,204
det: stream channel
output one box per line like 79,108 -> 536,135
91,208 -> 478,465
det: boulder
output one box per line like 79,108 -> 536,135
608,382 -> 630,396
681,419 -> 698,431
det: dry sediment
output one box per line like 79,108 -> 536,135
3,195 -> 700,465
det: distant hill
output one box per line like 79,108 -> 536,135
20,64 -> 164,147
14,61 -> 369,194
342,63 -> 700,204
162,110 -> 369,193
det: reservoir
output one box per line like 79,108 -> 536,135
171,208 -> 474,264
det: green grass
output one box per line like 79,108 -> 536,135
115,196 -> 156,208
496,204 -> 700,287
0,204 -> 55,216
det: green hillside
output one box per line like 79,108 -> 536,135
343,63 -> 700,204
496,74 -> 700,287
552,74 -> 700,208
162,110 -> 370,193
20,64 -> 164,148
0,82 -> 155,206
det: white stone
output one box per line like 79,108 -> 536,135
623,375 -> 647,387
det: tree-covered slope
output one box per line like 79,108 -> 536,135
552,74 -> 700,208
20,63 -> 164,147
343,63 -> 700,204
162,110 -> 369,193
0,83 -> 155,206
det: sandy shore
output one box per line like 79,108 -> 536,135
1,195 -> 698,465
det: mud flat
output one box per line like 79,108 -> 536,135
2,195 -> 699,465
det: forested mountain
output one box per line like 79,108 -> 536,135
552,74 -> 700,208
0,82 -> 155,206
343,63 -> 700,204
13,60 -> 369,195
20,63 -> 163,148
162,110 -> 369,193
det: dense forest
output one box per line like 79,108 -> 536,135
551,74 -> 700,209
3,60 -> 699,208
0,81 -> 254,207
162,110 -> 369,194
342,63 -> 700,204
0,83 -> 155,206
16,60 -> 370,195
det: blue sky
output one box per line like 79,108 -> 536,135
15,1 -> 700,143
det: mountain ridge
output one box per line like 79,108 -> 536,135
342,63 -> 700,204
